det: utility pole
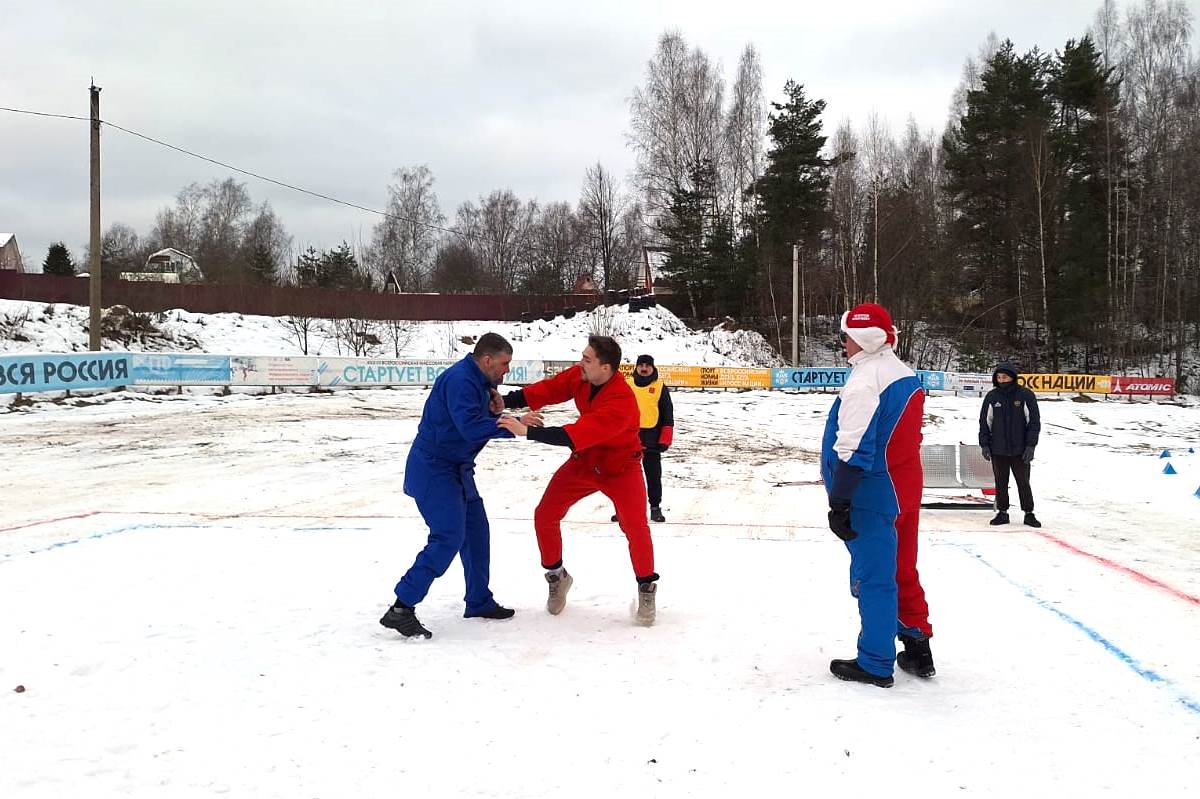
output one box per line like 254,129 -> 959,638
791,243 -> 798,366
88,81 -> 102,351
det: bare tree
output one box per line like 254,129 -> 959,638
827,119 -> 865,307
331,318 -> 383,357
522,201 -> 578,294
724,44 -> 767,226
578,163 -> 630,289
628,31 -> 726,224
470,190 -> 536,292
863,112 -> 896,302
366,165 -> 444,292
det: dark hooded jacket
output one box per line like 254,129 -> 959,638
978,363 -> 1041,457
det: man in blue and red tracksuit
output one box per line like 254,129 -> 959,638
378,332 -> 541,640
498,335 -> 659,625
822,303 -> 934,687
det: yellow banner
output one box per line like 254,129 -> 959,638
620,364 -> 771,389
1018,373 -> 1112,394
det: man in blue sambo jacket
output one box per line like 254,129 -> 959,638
379,332 -> 542,639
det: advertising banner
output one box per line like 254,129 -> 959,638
771,367 -> 849,389
317,358 -> 454,387
131,354 -> 230,385
0,352 -> 132,394
945,372 -> 993,394
230,356 -> 318,386
697,366 -> 772,389
313,358 -> 545,388
1019,373 -> 1112,394
1110,376 -> 1175,396
915,370 -> 947,391
619,364 -> 704,387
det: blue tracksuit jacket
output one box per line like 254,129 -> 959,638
395,354 -> 513,612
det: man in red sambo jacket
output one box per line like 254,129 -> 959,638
497,335 -> 659,625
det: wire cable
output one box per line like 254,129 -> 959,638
1,104 -> 605,265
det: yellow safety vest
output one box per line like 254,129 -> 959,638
630,377 -> 663,429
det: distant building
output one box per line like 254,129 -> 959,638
0,234 -> 24,272
572,274 -> 599,294
639,246 -> 673,295
385,270 -> 402,294
123,248 -> 202,284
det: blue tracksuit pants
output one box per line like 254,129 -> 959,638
394,453 -> 495,614
845,507 -> 899,677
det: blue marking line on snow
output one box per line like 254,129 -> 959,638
953,542 -> 1200,717
0,522 -> 182,562
3,521 -> 377,562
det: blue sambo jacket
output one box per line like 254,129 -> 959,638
403,355 -> 512,499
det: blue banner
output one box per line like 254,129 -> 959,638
915,370 -> 946,391
771,367 -> 849,389
0,353 -> 132,394
131,354 -> 231,385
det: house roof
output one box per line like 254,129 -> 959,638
0,234 -> 14,248
147,247 -> 194,262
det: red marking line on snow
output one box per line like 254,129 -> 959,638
1034,529 -> 1200,608
0,511 -> 102,533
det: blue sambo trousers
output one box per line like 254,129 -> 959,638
844,507 -> 900,677
394,449 -> 495,614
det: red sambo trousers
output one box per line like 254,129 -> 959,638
533,456 -> 656,580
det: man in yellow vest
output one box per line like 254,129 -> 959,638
613,354 -> 675,523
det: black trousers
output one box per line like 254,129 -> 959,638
642,448 -> 663,507
991,454 -> 1034,513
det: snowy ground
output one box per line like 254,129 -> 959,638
2,384 -> 1199,798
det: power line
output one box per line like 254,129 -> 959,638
0,106 -> 89,122
0,104 -> 594,264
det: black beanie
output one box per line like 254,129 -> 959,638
636,354 -> 655,366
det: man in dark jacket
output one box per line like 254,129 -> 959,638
612,354 -> 674,523
978,363 -> 1042,528
378,333 -> 541,639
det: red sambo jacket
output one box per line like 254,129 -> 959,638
522,364 -> 644,476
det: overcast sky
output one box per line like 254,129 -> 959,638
3,0 -> 1194,271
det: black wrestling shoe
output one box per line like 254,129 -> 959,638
830,658 -> 893,687
379,603 -> 432,639
464,604 -> 516,620
897,634 -> 936,678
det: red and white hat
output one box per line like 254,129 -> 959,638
840,302 -> 897,354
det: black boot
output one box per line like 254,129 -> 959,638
989,511 -> 1010,526
897,634 -> 936,678
379,602 -> 432,639
1023,512 -> 1041,528
464,604 -> 516,620
830,658 -> 893,688
650,506 -> 666,523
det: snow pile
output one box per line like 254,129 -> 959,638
0,298 -> 780,367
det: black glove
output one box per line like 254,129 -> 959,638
980,445 -> 991,461
1023,446 -> 1035,463
827,503 -> 857,542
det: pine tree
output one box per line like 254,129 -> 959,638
42,242 -> 76,276
748,80 -> 830,332
753,80 -> 830,242
943,42 -> 1053,345
1048,36 -> 1121,352
245,241 -> 279,285
658,160 -> 720,317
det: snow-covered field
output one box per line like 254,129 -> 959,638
2,301 -> 1199,797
